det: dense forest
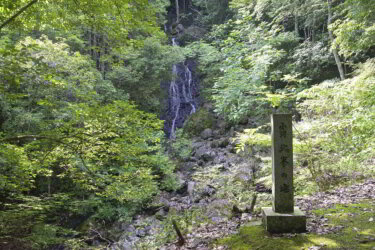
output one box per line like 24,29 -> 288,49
0,0 -> 374,249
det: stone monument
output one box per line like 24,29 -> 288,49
262,114 -> 306,233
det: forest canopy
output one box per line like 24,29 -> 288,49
1,0 -> 375,249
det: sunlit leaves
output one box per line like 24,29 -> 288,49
0,0 -> 166,43
0,143 -> 35,193
209,22 -> 295,122
332,0 -> 375,57
0,35 -> 176,210
27,100 -> 172,203
108,37 -> 187,113
104,169 -> 159,203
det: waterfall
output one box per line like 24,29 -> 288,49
184,65 -> 196,114
166,38 -> 197,139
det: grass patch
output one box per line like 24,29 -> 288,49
218,200 -> 375,249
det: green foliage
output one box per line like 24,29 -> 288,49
0,194 -> 95,249
0,0 -> 166,43
190,0 -> 324,123
191,0 -> 232,28
183,108 -> 215,135
27,100 -> 174,204
108,37 -> 187,113
0,144 -> 34,193
169,129 -> 193,161
185,41 -> 222,95
209,22 -> 297,122
0,35 -> 178,247
235,128 -> 271,154
291,40 -> 333,83
332,0 -> 375,57
294,59 -> 375,190
0,36 -> 122,133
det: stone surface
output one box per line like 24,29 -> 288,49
218,138 -> 230,148
200,128 -> 213,139
262,114 -> 306,234
262,207 -> 306,234
271,114 -> 294,213
194,145 -> 216,161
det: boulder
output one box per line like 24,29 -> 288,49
218,138 -> 230,148
111,241 -> 133,250
176,23 -> 184,33
200,128 -> 213,139
155,209 -> 167,220
212,129 -> 221,137
210,140 -> 219,148
195,145 -> 216,162
202,151 -> 216,162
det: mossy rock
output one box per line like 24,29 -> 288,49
183,108 -> 215,136
217,200 -> 375,249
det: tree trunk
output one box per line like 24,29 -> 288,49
294,1 -> 299,37
294,14 -> 299,36
175,0 -> 180,23
327,0 -> 345,80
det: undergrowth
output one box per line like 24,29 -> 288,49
294,59 -> 375,191
235,59 -> 375,193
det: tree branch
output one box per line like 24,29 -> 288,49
0,0 -> 39,31
0,135 -> 49,142
172,219 -> 185,246
90,228 -> 114,246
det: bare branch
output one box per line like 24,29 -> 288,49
0,0 -> 39,31
0,135 -> 50,142
172,219 -> 185,246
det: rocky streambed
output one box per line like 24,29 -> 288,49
110,118 -> 270,250
109,113 -> 375,250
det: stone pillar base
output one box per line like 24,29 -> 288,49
262,207 -> 306,233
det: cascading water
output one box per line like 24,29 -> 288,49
165,38 -> 197,139
169,41 -> 180,139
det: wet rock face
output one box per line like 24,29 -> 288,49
162,39 -> 199,138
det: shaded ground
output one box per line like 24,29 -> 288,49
111,117 -> 374,250
162,179 -> 375,250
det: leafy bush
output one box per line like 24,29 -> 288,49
235,128 -> 271,154
0,36 -> 178,248
169,129 -> 193,161
0,194 -> 92,249
294,59 -> 375,190
183,108 -> 215,136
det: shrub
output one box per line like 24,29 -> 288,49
183,108 -> 215,136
